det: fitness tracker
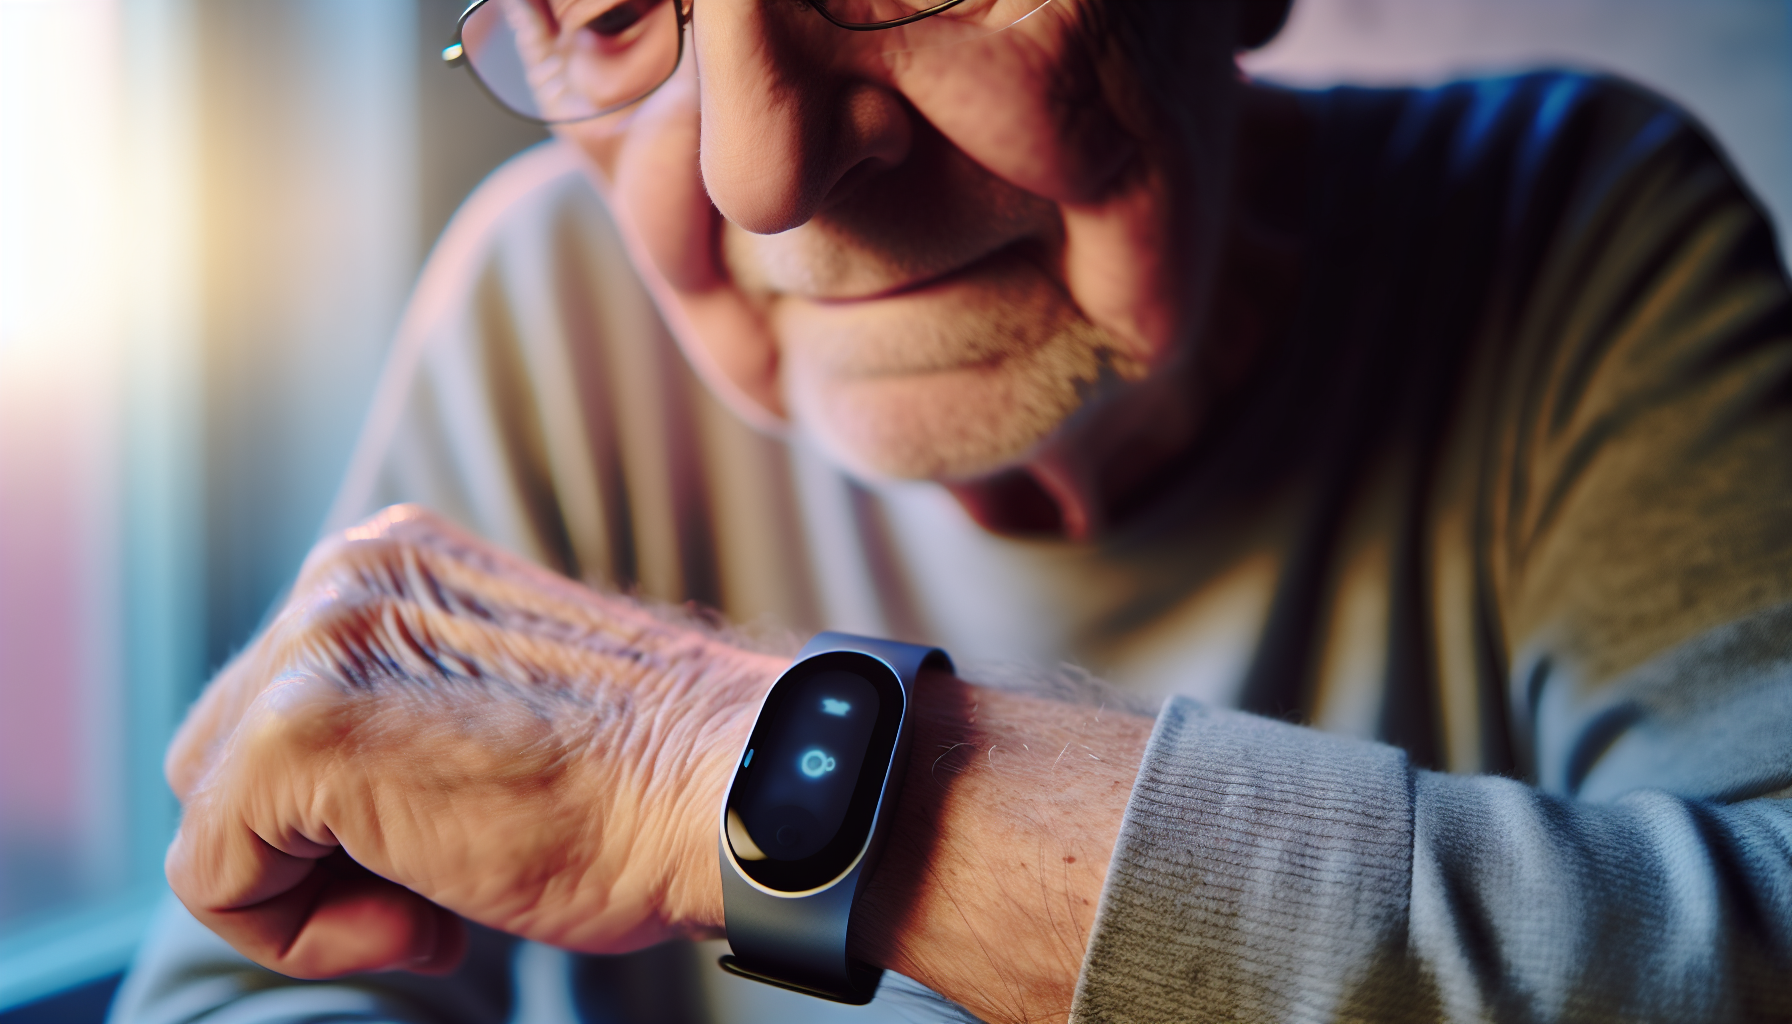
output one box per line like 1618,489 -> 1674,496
717,631 -> 952,1004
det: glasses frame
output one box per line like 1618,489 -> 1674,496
442,0 -> 979,125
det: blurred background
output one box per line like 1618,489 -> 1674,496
0,2 -> 543,1018
0,0 -> 1784,1019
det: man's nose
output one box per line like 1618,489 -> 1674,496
694,2 -> 912,235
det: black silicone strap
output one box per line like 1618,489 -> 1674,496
718,631 -> 951,1004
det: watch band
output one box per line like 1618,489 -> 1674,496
718,631 -> 952,1004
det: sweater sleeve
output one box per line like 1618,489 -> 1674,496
1074,77 -> 1792,1024
1071,699 -> 1418,1023
1073,639 -> 1792,1024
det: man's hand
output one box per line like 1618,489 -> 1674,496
164,505 -> 780,977
166,504 -> 1155,1023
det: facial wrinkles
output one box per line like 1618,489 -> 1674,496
771,241 -> 1147,480
568,0 -> 1209,485
891,6 -> 1219,376
721,122 -> 1062,301
735,1 -> 1172,477
718,4 -> 1113,302
573,62 -> 790,425
784,297 -> 1135,481
608,66 -> 718,292
774,246 -> 1074,377
891,3 -> 1136,205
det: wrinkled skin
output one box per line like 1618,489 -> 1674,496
165,506 -> 778,976
562,0 -> 1244,536
164,506 -> 1152,1023
165,2 -> 1263,1018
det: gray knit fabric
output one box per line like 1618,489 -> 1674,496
1075,606 -> 1792,1023
1073,700 -> 1419,1023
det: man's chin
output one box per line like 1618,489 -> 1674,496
784,321 -> 1132,483
789,370 -> 1066,481
765,246 -> 1145,482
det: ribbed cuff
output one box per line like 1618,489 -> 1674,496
1070,698 -> 1416,1023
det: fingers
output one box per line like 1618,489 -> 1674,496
156,502 -> 764,969
164,652 -> 271,802
176,848 -> 468,979
166,672 -> 469,979
268,855 -> 465,978
165,798 -> 323,914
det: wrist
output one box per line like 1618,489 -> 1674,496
848,676 -> 1152,1023
845,669 -> 971,963
656,641 -> 782,937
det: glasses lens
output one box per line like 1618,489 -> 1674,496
814,0 -> 1052,31
461,0 -> 682,123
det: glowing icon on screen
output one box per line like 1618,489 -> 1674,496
821,698 -> 851,717
799,749 -> 837,778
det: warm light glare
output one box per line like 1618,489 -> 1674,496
0,0 -> 196,931
0,0 -> 124,354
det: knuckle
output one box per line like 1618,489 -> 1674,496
225,505 -> 502,713
294,509 -> 478,608
340,503 -> 449,548
274,583 -> 469,696
239,673 -> 353,764
299,532 -> 405,590
164,736 -> 204,799
298,505 -> 448,585
288,545 -> 432,631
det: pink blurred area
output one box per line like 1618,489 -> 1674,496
0,359 -> 107,921
0,0 -> 546,943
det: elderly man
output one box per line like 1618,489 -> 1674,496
117,0 -> 1792,1021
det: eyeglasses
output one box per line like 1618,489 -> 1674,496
443,0 -> 1054,125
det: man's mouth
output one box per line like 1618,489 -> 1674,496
807,241 -> 1045,305
718,196 -> 1063,304
768,241 -> 1080,379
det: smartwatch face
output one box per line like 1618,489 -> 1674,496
724,651 -> 906,893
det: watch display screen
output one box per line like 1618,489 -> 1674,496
724,651 -> 906,893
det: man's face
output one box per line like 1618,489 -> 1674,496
558,0 -> 1242,483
